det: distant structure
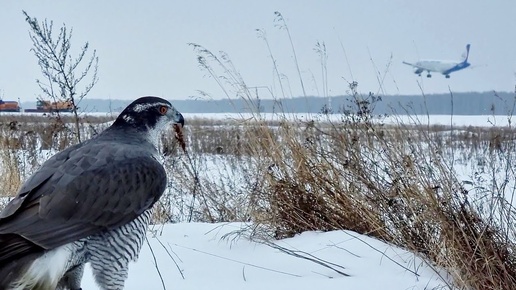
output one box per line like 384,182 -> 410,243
402,44 -> 471,78
0,99 -> 21,112
24,100 -> 75,113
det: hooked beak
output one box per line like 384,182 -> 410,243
167,108 -> 184,128
176,112 -> 185,128
172,111 -> 186,151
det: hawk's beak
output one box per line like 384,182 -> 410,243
172,112 -> 186,152
176,113 -> 185,128
168,109 -> 184,128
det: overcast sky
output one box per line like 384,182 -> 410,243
1,1 -> 515,102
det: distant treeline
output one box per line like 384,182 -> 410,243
19,91 -> 516,115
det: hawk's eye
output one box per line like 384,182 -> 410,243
158,106 -> 168,115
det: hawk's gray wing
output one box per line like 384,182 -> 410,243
0,140 -> 166,262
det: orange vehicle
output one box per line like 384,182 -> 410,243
0,99 -> 21,112
24,100 -> 75,113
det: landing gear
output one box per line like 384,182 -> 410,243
445,75 -> 450,79
426,73 -> 432,78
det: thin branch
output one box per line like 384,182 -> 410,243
146,237 -> 167,290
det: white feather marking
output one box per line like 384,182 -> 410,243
133,102 -> 168,113
122,114 -> 134,123
10,244 -> 73,290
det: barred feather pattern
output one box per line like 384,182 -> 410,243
61,210 -> 152,290
10,210 -> 152,290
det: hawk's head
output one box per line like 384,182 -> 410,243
112,96 -> 184,146
114,96 -> 184,128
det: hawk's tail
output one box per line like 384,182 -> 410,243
0,252 -> 43,289
0,245 -> 72,290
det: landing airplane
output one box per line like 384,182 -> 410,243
403,44 -> 471,78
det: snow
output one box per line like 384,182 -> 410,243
5,113 -> 504,289
183,112 -> 514,127
81,223 -> 449,290
78,114 -> 471,289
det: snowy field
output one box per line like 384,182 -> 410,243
2,113 -> 511,289
3,111 -> 515,127
182,113 -> 515,127
81,223 -> 449,290
79,113 -> 497,289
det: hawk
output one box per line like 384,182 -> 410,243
0,96 -> 184,290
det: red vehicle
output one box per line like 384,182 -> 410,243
0,99 -> 21,112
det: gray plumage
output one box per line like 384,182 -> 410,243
0,96 -> 184,290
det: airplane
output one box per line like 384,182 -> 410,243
402,44 -> 471,78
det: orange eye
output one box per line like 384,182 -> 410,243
159,106 -> 168,115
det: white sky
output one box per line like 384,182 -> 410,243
1,0 -> 515,102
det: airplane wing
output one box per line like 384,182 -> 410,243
403,61 -> 423,69
402,61 -> 425,74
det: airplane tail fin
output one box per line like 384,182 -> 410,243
461,44 -> 471,63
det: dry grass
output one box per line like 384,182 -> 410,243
163,112 -> 516,290
2,109 -> 516,289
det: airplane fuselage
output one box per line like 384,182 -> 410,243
403,44 -> 471,78
414,60 -> 470,75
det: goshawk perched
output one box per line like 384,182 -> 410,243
0,96 -> 184,290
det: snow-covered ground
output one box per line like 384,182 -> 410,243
3,114 -> 510,289
74,114 -> 505,290
81,223 -> 449,290
4,111 -> 514,127
183,113 -> 514,127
